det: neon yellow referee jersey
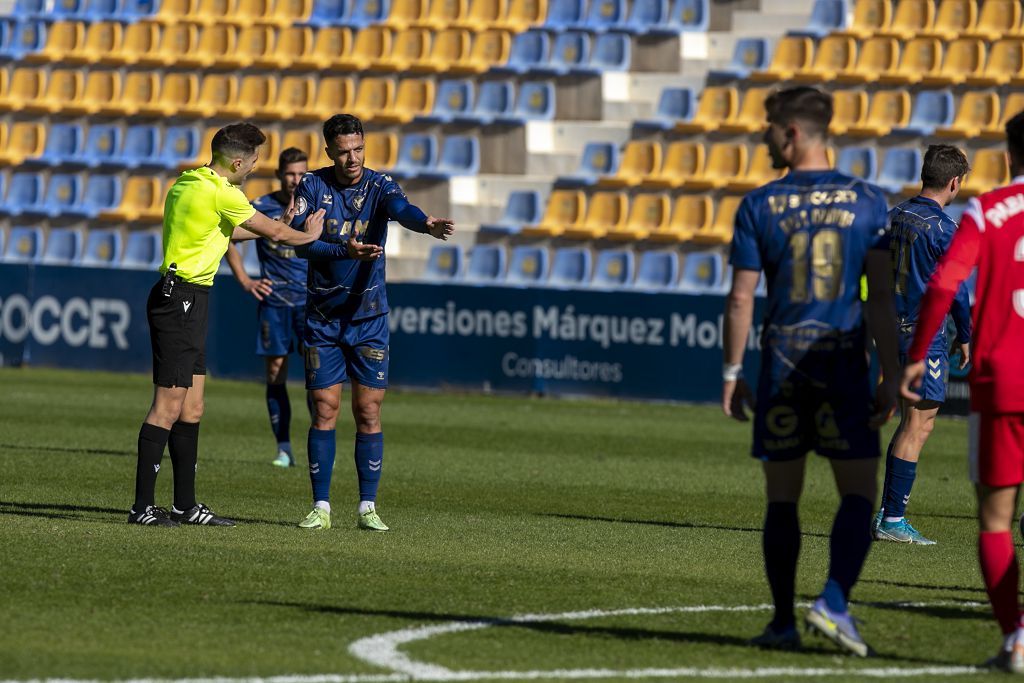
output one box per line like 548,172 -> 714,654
160,167 -> 256,286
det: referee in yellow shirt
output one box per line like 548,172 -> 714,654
129,123 -> 326,527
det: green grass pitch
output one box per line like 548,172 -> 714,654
0,367 -> 1006,681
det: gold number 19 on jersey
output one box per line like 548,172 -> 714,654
790,229 -> 843,303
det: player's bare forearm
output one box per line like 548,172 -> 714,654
723,270 -> 758,366
231,226 -> 260,241
224,243 -> 249,283
240,209 -> 324,246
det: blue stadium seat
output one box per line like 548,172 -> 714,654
45,173 -> 89,219
391,134 -> 438,178
496,30 -> 550,75
1,173 -> 47,218
635,87 -> 695,131
513,81 -> 555,121
347,0 -> 390,28
545,0 -> 587,31
12,0 -> 48,20
589,32 -> 630,72
0,20 -> 12,57
583,0 -> 628,32
678,251 -> 722,293
624,0 -> 671,33
55,0 -> 124,21
3,225 -> 44,263
661,0 -> 708,33
548,31 -> 591,75
876,148 -> 921,195
709,38 -> 769,80
80,228 -> 123,267
304,0 -> 350,26
121,229 -> 162,270
556,141 -> 619,187
82,174 -> 122,215
892,91 -> 955,137
473,80 -> 517,124
35,123 -> 87,168
464,244 -> 507,282
120,0 -> 160,20
790,0 -> 847,38
423,244 -> 463,280
634,250 -> 678,289
159,126 -> 200,168
548,247 -> 592,287
591,248 -> 634,288
479,190 -> 543,235
836,147 -> 877,182
113,125 -> 158,169
82,124 -> 123,169
419,79 -> 475,124
506,245 -> 549,285
41,227 -> 83,265
422,135 -> 480,179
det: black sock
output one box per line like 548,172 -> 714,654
134,423 -> 170,512
168,420 -> 200,511
826,494 -> 874,608
763,501 -> 800,631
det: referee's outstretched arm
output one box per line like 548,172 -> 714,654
232,207 -> 325,246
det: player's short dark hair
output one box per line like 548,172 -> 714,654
764,86 -> 833,138
278,147 -> 307,169
211,123 -> 266,160
1006,110 -> 1024,161
920,144 -> 969,190
323,114 -> 364,141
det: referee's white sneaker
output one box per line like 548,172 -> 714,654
127,505 -> 180,527
171,503 -> 236,526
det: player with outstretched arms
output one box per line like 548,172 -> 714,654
902,111 -> 1024,672
722,86 -> 900,656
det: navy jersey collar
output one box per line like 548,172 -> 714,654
910,195 -> 943,211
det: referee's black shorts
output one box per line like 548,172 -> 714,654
146,278 -> 211,388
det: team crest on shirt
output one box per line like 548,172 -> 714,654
353,194 -> 365,211
294,196 -> 308,215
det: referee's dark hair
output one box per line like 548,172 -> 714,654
764,86 -> 833,139
323,114 -> 364,141
1006,110 -> 1024,172
279,147 -> 308,169
211,123 -> 266,162
921,144 -> 969,191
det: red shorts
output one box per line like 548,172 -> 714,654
969,413 -> 1024,487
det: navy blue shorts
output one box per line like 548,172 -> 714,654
899,330 -> 948,404
303,313 -> 389,390
256,304 -> 306,357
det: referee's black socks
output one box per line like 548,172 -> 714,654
134,423 -> 170,511
169,420 -> 200,511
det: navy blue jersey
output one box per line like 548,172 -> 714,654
252,192 -> 307,308
292,167 -> 422,322
887,195 -> 971,344
731,170 -> 890,385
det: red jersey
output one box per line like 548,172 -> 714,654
910,178 -> 1024,413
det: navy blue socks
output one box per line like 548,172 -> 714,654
266,383 -> 291,447
883,458 -> 917,521
354,432 -> 384,502
763,501 -> 800,631
307,428 -> 336,504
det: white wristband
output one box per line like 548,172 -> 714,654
722,363 -> 743,382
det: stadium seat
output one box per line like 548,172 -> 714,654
511,81 -> 554,121
176,74 -> 236,118
386,0 -> 426,28
967,38 -> 1024,86
45,174 -> 93,219
661,195 -> 712,243
876,147 -> 921,194
101,177 -> 163,222
13,0 -> 47,19
726,144 -> 781,192
623,0 -> 670,34
24,20 -> 83,64
921,37 -> 986,86
846,90 -> 910,136
0,173 -> 47,217
390,133 -> 437,178
291,26 -> 349,70
962,149 -> 1009,197
545,0 -> 585,31
0,122 -> 46,166
79,124 -> 123,169
877,36 -> 942,85
453,0 -> 506,30
464,243 -> 506,282
421,135 -> 479,178
839,0 -> 892,38
220,75 -> 278,119
497,0 -> 547,31
982,93 -> 1024,141
892,90 -> 954,136
64,21 -> 122,64
590,248 -> 634,288
598,141 -> 660,189
228,25 -> 277,69
423,243 -> 463,280
543,31 -> 590,75
121,229 -> 162,270
2,20 -> 47,61
191,0 -> 239,25
419,78 -> 474,123
41,228 -> 84,265
245,177 -> 276,200
588,32 -> 629,71
964,0 -> 1019,41
791,0 -> 848,38
23,69 -> 84,115
634,250 -> 678,289
304,0 -> 349,26
349,76 -> 395,121
417,28 -> 472,73
134,72 -> 194,118
547,247 -> 592,287
374,26 -> 431,71
505,245 -> 549,285
413,0 -> 467,28
35,123 -> 86,168
692,196 -> 739,245
792,35 -> 856,82
310,77 -> 355,120
521,189 -> 585,237
674,86 -> 737,134
581,0 -> 626,32
66,70 -> 122,117
498,29 -> 550,74
686,143 -> 747,191
363,131 -> 397,168
922,0 -> 976,40
561,191 -> 627,240
835,36 -> 899,84
634,87 -> 695,131
604,192 -> 670,241
177,128 -> 216,170
348,0 -> 393,28
80,228 -> 123,267
149,22 -> 199,66
666,0 -> 708,32
3,225 -> 44,263
678,251 -> 723,292
158,126 -> 201,168
275,75 -> 317,120
113,22 -> 160,66
877,0 -> 933,40
708,38 -> 769,81
717,87 -> 770,134
479,190 -> 543,235
935,91 -> 1000,139
644,140 -> 702,190
452,28 -> 511,74
750,36 -> 813,82
836,146 -> 877,181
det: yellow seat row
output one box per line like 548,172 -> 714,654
935,91 -> 1024,139
842,0 -> 1020,41
152,0 -> 313,26
521,192 -> 739,245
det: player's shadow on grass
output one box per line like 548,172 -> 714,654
0,442 -> 133,457
0,500 -> 296,527
859,578 -> 987,597
538,513 -> 829,539
861,598 -> 989,621
254,600 -> 954,665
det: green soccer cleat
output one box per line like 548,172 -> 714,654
298,507 -> 331,530
871,509 -> 883,536
272,451 -> 294,468
358,508 -> 389,532
875,518 -> 936,545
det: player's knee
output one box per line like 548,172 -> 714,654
353,402 -> 381,432
180,400 -> 204,423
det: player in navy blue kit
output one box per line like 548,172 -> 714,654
226,148 -> 313,468
875,145 -> 972,545
289,114 -> 454,532
722,87 -> 900,656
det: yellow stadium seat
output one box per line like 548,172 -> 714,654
961,149 -> 1010,197
232,25 -> 278,70
349,78 -> 396,121
922,0 -> 976,40
726,144 -> 782,193
154,0 -> 197,23
312,76 -> 355,118
598,141 -> 661,189
644,141 -> 703,190
25,20 -> 84,63
792,35 -> 856,82
192,0 -> 238,25
877,0 -> 934,40
220,75 -> 279,119
562,191 -> 627,240
277,75 -> 318,120
115,21 -> 161,66
966,38 -> 1024,86
453,0 -> 506,30
828,89 -> 868,135
412,0 -> 467,29
274,26 -> 316,70
522,190 -> 585,237
245,177 -> 277,200
281,131 -> 317,160
936,92 -> 1000,139
835,36 -> 899,84
374,27 -> 433,71
150,22 -> 200,67
846,90 -> 910,136
293,26 -> 351,70
255,130 -> 282,173
177,24 -> 239,68
605,193 -> 670,241
983,93 -> 1024,140
686,143 -> 748,191
61,70 -> 121,116
496,0 -> 546,30
877,36 -> 942,85
365,132 -> 399,168
655,195 -> 711,244
675,86 -> 738,134
387,0 -> 428,29
102,178 -> 165,222
230,0 -> 279,26
267,0 -> 314,25
337,26 -> 393,70
966,0 -> 1020,40
114,72 -> 163,117
450,29 -> 509,74
179,74 -> 237,118
62,21 -> 121,64
839,0 -> 892,38
717,87 -> 770,134
750,36 -> 813,82
692,196 -> 740,246
920,37 -> 985,86
0,68 -> 45,113
23,68 -> 80,115
0,122 -> 45,166
375,78 -> 435,123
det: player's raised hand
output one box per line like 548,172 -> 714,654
869,375 -> 900,430
304,208 -> 326,240
346,238 -> 383,261
281,195 -> 297,226
900,360 -> 926,404
242,278 -> 273,302
426,217 -> 455,240
722,377 -> 755,422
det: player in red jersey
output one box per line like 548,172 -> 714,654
902,111 -> 1024,672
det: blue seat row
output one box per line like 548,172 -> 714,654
479,191 -> 545,235
0,173 -> 121,219
390,134 -> 480,179
302,0 -> 391,28
788,0 -> 848,39
11,0 -> 158,23
28,124 -> 201,171
1,226 -> 162,269
419,79 -> 555,125
544,0 -> 707,34
495,30 -> 630,75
